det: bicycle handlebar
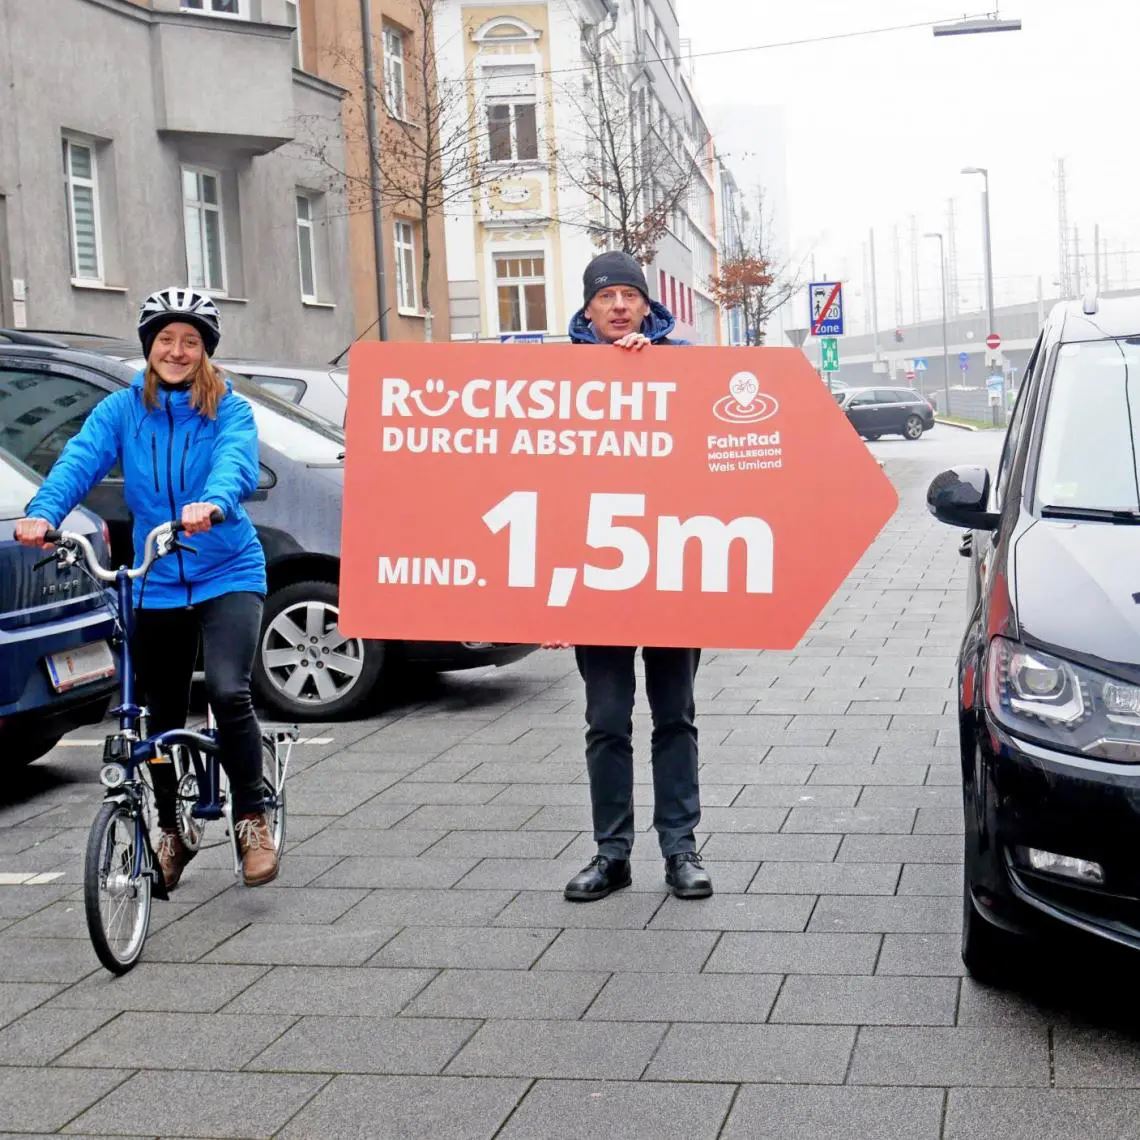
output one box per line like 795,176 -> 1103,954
39,509 -> 224,581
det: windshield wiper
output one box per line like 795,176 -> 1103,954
1041,505 -> 1140,523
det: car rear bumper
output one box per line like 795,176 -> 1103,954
403,641 -> 538,670
977,720 -> 1140,950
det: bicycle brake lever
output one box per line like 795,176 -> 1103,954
169,539 -> 198,556
32,551 -> 59,571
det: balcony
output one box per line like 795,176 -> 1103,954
151,7 -> 295,154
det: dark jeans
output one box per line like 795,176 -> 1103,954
575,645 -> 701,859
133,591 -> 265,828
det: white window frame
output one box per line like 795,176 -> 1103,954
180,0 -> 250,18
62,137 -> 103,284
295,192 -> 318,302
393,219 -> 418,315
486,100 -> 538,163
383,25 -> 407,120
181,165 -> 228,295
285,0 -> 302,68
493,252 -> 548,335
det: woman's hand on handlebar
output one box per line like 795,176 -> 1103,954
14,517 -> 52,548
180,503 -> 224,536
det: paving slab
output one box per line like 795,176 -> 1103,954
584,970 -> 780,1023
943,1089 -> 1140,1139
403,968 -> 607,1020
278,1075 -> 528,1140
498,1079 -> 733,1140
222,965 -> 434,1016
0,1066 -> 131,1133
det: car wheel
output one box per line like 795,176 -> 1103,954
10,733 -> 63,765
961,875 -> 1020,985
253,579 -> 386,720
862,433 -> 880,441
904,415 -> 924,440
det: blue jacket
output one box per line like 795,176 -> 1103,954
26,373 -> 267,609
568,299 -> 692,345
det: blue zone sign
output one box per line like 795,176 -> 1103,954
809,282 -> 844,336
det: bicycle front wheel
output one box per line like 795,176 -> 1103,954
84,800 -> 152,974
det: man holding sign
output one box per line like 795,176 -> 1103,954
558,252 -> 713,903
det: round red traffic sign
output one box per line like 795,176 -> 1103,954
986,333 -> 1001,351
905,370 -> 916,381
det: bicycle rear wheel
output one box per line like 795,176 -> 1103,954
261,735 -> 287,856
84,800 -> 152,974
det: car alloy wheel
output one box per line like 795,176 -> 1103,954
904,415 -> 924,440
254,580 -> 386,719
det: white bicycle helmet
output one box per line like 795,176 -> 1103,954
137,287 -> 222,357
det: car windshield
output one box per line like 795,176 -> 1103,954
0,447 -> 42,517
1036,338 -> 1140,511
229,378 -> 345,464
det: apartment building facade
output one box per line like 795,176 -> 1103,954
301,0 -> 451,342
0,0 -> 355,358
432,0 -> 728,344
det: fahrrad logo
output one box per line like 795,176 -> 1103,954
712,371 -> 779,424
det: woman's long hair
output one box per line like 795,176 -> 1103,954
143,354 -> 226,419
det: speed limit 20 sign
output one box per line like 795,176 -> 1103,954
339,343 -> 897,648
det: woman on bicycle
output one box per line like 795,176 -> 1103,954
15,287 -> 278,889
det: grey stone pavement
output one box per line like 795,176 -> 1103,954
6,426 -> 1140,1138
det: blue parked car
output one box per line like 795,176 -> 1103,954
0,448 -> 117,764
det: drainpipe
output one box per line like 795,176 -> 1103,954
360,0 -> 389,340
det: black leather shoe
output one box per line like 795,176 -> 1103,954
665,852 -> 713,899
564,855 -> 632,902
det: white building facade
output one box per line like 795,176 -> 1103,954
433,0 -> 733,344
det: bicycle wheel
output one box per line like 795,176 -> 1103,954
261,735 -> 287,856
84,800 -> 152,974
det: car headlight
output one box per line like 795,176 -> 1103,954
985,635 -> 1140,761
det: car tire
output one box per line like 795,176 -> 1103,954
903,415 -> 924,441
253,579 -> 386,721
10,732 -> 63,765
862,433 -> 880,441
961,876 -> 1020,985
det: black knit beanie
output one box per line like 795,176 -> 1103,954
582,251 -> 650,306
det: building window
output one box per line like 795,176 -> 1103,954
659,269 -> 667,303
285,0 -> 301,68
296,193 -> 318,301
394,219 -> 417,313
180,0 -> 248,16
495,253 -> 546,333
62,138 -> 102,282
383,26 -> 407,119
182,166 -> 226,292
484,65 -> 538,162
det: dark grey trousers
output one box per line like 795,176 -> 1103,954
575,645 -> 701,859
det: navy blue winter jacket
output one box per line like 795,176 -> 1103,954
26,372 -> 266,608
567,299 -> 691,345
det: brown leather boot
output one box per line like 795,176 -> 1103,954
235,813 -> 279,887
154,828 -> 195,891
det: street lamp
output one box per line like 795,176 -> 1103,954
961,166 -> 996,352
924,232 -> 951,417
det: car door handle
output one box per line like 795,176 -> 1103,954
959,533 -> 973,558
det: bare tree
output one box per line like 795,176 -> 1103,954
707,189 -> 800,345
304,1 -> 494,340
553,27 -> 703,264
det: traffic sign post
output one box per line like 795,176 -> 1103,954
808,282 -> 844,336
958,351 -> 969,375
986,333 -> 1001,351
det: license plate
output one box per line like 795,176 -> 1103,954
45,641 -> 115,693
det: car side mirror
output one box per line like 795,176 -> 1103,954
927,466 -> 1000,530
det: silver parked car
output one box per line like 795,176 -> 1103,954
220,360 -> 350,427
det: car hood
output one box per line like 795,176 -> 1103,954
1014,518 -> 1140,671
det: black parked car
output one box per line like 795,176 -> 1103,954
0,448 -> 117,764
0,333 -> 535,721
928,294 -> 1140,982
836,386 -> 935,441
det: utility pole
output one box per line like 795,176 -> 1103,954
892,224 -> 904,326
1073,226 -> 1082,292
909,214 -> 921,324
925,232 -> 951,417
869,227 -> 882,368
1056,158 -> 1071,298
1094,223 -> 1101,293
946,198 -> 961,317
360,0 -> 389,341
